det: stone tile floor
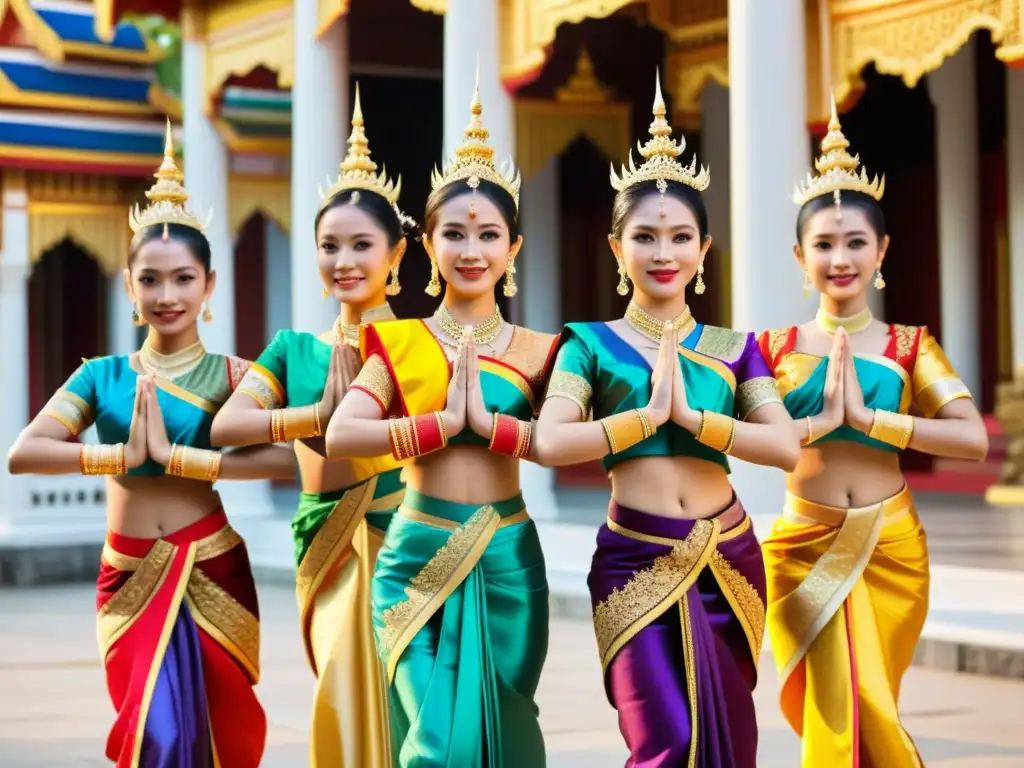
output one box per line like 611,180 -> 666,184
1,583 -> 1023,766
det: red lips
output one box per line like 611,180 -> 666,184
456,267 -> 487,279
828,274 -> 856,287
648,269 -> 679,284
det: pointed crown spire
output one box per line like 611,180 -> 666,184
430,58 -> 522,210
129,119 -> 212,234
610,69 -> 710,194
792,92 -> 885,205
318,83 -> 405,212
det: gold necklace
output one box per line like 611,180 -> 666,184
334,302 -> 396,347
815,306 -> 873,335
433,304 -> 504,345
138,338 -> 206,380
623,300 -> 696,344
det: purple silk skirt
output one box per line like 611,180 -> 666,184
588,499 -> 767,768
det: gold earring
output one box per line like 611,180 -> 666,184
503,260 -> 518,298
873,270 -> 885,290
202,303 -> 213,323
616,263 -> 630,296
386,264 -> 402,296
694,262 -> 706,295
322,286 -> 330,298
132,305 -> 147,327
802,270 -> 812,296
425,257 -> 441,297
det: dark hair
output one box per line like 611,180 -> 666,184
128,223 -> 212,272
796,190 -> 886,242
610,180 -> 709,240
422,179 -> 520,241
314,188 -> 417,247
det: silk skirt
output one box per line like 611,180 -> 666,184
762,485 -> 928,767
372,490 -> 549,767
96,508 -> 264,768
589,499 -> 767,768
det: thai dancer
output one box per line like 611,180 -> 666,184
210,84 -> 414,768
6,122 -> 294,768
758,98 -> 988,767
533,74 -> 799,767
324,73 -> 557,767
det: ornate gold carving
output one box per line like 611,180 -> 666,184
736,376 -> 783,421
555,48 -> 610,104
228,175 -> 291,235
545,370 -> 593,417
352,355 -> 396,412
593,520 -> 715,666
694,326 -> 748,364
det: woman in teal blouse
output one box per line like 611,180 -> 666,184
6,123 -> 293,768
534,76 -> 799,767
209,86 -> 414,768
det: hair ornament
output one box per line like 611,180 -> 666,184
430,57 -> 522,211
610,70 -> 710,195
792,92 -> 885,208
129,119 -> 212,235
318,83 -> 412,226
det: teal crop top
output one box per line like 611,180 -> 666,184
545,321 -> 782,472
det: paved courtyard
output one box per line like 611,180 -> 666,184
1,583 -> 1023,766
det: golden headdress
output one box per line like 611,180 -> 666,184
129,120 -> 212,236
319,83 -> 414,227
430,63 -> 521,210
792,94 -> 885,206
610,71 -> 710,194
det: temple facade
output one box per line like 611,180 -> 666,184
3,0 -> 1023,541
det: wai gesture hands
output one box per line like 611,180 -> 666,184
644,325 -> 700,433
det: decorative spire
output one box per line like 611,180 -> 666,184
430,57 -> 522,210
792,92 -> 885,206
610,69 -> 710,194
556,47 -> 611,104
318,82 -> 405,211
129,119 -> 211,235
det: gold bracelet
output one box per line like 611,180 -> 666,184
867,409 -> 914,450
80,443 -> 126,476
695,411 -> 736,454
270,405 -> 323,442
601,409 -> 654,454
166,444 -> 222,482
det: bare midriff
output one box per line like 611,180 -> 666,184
786,440 -> 904,508
105,475 -> 222,538
404,444 -> 522,506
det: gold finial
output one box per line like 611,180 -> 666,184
556,47 -> 611,104
430,56 -> 522,210
129,118 -> 211,235
610,69 -> 710,194
318,82 -> 407,215
792,91 -> 885,206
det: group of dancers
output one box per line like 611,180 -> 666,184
6,68 -> 990,768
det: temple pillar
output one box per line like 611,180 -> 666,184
700,82 -> 731,321
181,6 -> 235,355
728,0 -> 815,516
0,171 -> 32,524
929,38 -> 981,397
1008,66 -> 1024,369
290,6 -> 347,335
519,157 -> 561,519
108,275 -> 138,355
443,0 -> 512,160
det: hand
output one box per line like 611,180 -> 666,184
669,333 -> 700,432
645,324 -> 676,427
440,338 -> 468,437
320,343 -> 362,417
465,335 -> 493,439
124,376 -> 149,469
821,329 -> 846,432
841,329 -> 873,433
144,378 -> 172,466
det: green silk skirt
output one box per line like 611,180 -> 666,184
372,489 -> 549,767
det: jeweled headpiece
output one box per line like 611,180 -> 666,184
792,93 -> 885,208
129,120 -> 212,237
430,62 -> 521,211
610,70 -> 710,195
318,83 -> 414,227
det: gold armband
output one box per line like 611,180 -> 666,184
166,444 -> 222,482
695,411 -> 736,454
269,404 -> 323,442
867,410 -> 914,450
601,409 -> 654,454
80,443 -> 126,476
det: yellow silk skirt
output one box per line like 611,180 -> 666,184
762,485 -> 928,768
